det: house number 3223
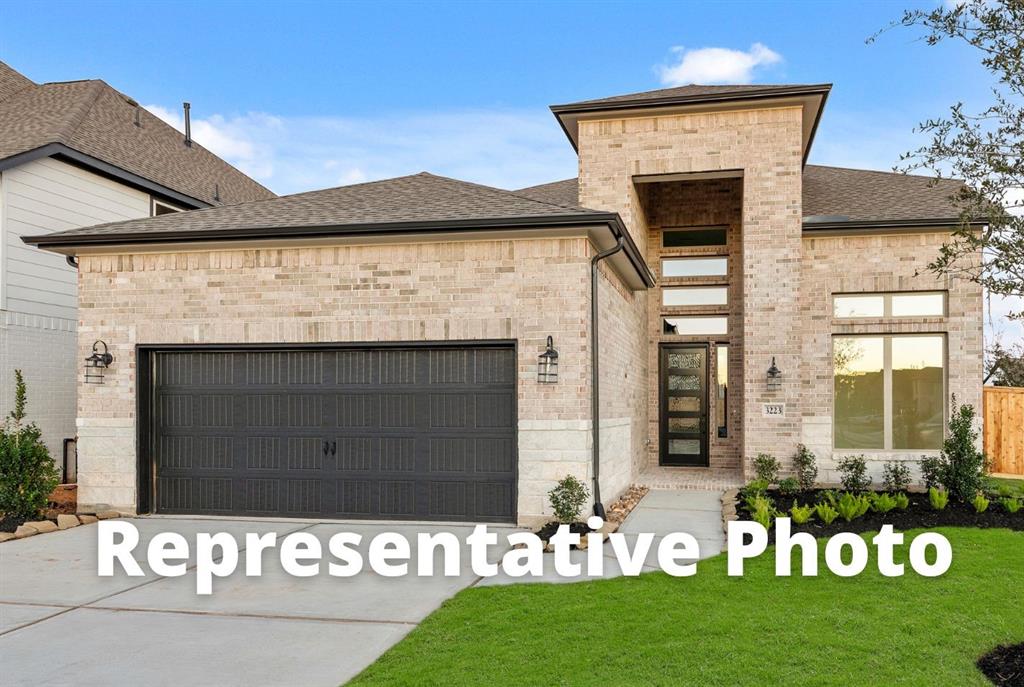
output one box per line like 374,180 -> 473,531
762,403 -> 785,417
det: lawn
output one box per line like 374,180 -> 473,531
350,527 -> 1024,686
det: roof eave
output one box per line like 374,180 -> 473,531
801,218 -> 985,233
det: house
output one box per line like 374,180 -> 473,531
0,61 -> 274,466
24,82 -> 982,526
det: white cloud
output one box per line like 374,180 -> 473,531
142,104 -> 577,195
657,43 -> 782,86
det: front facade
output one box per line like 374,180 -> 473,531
27,83 -> 983,526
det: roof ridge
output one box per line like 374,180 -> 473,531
806,163 -> 965,183
418,171 -> 592,214
58,80 -> 106,145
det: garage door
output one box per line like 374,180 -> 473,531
146,345 -> 517,522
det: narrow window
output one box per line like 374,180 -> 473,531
661,257 -> 727,278
662,226 -> 727,248
833,295 -> 884,318
891,293 -> 944,317
716,345 -> 728,438
833,292 -> 946,318
663,317 -> 728,336
891,336 -> 944,449
662,286 -> 728,307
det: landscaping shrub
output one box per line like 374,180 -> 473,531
972,493 -> 990,514
0,370 -> 59,522
548,474 -> 589,523
1002,497 -> 1021,514
836,492 -> 869,522
819,489 -> 839,508
894,492 -> 910,510
869,492 -> 898,514
882,461 -> 911,493
753,453 -> 780,484
814,502 -> 839,525
777,477 -> 799,497
917,398 -> 987,502
750,498 -> 778,529
837,455 -> 872,492
929,486 -> 949,511
789,501 -> 814,525
793,444 -> 818,492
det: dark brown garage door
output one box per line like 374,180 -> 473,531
144,345 -> 517,523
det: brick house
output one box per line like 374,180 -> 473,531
25,83 -> 982,526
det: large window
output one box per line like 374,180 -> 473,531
833,335 -> 945,450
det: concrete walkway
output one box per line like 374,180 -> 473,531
478,488 -> 724,586
0,517 -> 515,687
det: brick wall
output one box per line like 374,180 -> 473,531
800,230 -> 984,481
75,238 -> 599,523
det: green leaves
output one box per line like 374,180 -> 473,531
547,474 -> 589,524
929,486 -> 950,511
814,503 -> 839,526
0,370 -> 59,521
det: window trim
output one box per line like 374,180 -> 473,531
661,256 -> 728,279
832,333 -> 947,452
151,197 -> 185,216
663,316 -> 728,336
833,291 -> 946,319
662,286 -> 729,307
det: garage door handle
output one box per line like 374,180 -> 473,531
330,441 -> 337,456
323,441 -> 330,456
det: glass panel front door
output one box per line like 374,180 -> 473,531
660,344 -> 709,466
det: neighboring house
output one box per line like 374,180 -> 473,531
25,83 -> 982,525
0,61 -> 274,467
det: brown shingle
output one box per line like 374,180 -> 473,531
0,61 -> 274,206
551,83 -> 830,111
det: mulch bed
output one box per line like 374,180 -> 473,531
736,488 -> 1023,543
978,643 -> 1024,687
534,484 -> 650,547
1,484 -> 78,532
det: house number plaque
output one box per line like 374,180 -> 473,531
762,403 -> 786,417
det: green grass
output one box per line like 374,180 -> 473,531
350,528 -> 1023,686
987,476 -> 1024,496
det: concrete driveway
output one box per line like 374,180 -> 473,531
0,517 -> 515,687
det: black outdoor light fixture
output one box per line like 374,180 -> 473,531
766,356 -> 782,392
537,336 -> 559,384
84,340 -> 113,384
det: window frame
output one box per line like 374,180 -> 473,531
833,291 -> 946,319
151,198 -> 185,216
662,286 -> 729,307
831,333 -> 947,452
661,225 -> 728,249
661,256 -> 728,279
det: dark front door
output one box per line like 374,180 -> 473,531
145,344 -> 517,523
659,345 -> 709,467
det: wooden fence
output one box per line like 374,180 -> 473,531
984,386 -> 1024,476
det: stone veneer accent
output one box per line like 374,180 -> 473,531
75,238 -> 620,525
800,229 -> 984,481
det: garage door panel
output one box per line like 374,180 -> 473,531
150,345 -> 516,522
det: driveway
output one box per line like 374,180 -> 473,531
0,517 -> 516,687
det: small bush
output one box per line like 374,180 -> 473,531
743,478 -> 769,496
971,493 -> 990,514
818,489 -> 839,508
793,444 -> 818,492
919,454 -> 944,490
753,453 -> 780,484
836,492 -> 869,522
869,492 -> 898,514
751,498 -> 777,529
790,501 -> 814,525
929,486 -> 949,511
882,461 -> 911,493
837,455 -> 872,492
744,493 -> 774,515
777,477 -> 799,497
548,474 -> 589,523
1001,497 -> 1021,514
815,502 -> 839,525
917,398 -> 987,503
0,370 -> 59,521
995,483 -> 1014,499
894,492 -> 910,510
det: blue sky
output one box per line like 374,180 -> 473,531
2,0 -> 1019,345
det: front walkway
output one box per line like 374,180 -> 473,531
638,465 -> 745,491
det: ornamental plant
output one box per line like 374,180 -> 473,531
918,398 -> 987,502
753,453 -> 780,484
548,474 -> 589,524
793,444 -> 818,492
815,502 -> 839,525
789,501 -> 814,525
0,370 -> 59,521
929,486 -> 949,511
971,493 -> 990,514
836,492 -> 868,522
894,492 -> 910,510
882,461 -> 911,493
837,455 -> 872,492
777,477 -> 799,498
1001,497 -> 1021,514
869,492 -> 898,514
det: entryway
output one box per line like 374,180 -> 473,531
659,344 -> 710,466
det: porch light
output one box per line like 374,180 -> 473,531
84,340 -> 113,385
766,356 -> 782,392
537,336 -> 559,384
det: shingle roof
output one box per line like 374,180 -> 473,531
516,166 -> 966,225
25,172 -> 607,244
0,61 -> 274,206
551,83 -> 829,111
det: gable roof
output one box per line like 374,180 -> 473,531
516,166 -> 968,228
0,61 -> 274,207
550,83 -> 831,163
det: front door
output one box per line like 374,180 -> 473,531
659,345 -> 709,467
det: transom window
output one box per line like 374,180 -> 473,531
662,286 -> 728,307
661,257 -> 727,278
663,316 -> 728,336
662,226 -> 727,248
833,335 -> 945,450
833,292 -> 945,319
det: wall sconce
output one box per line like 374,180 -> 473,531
537,336 -> 559,384
766,356 -> 782,392
84,340 -> 113,384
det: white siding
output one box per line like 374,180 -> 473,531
0,156 -> 151,463
2,156 -> 149,319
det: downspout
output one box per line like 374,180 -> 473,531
590,232 -> 625,518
